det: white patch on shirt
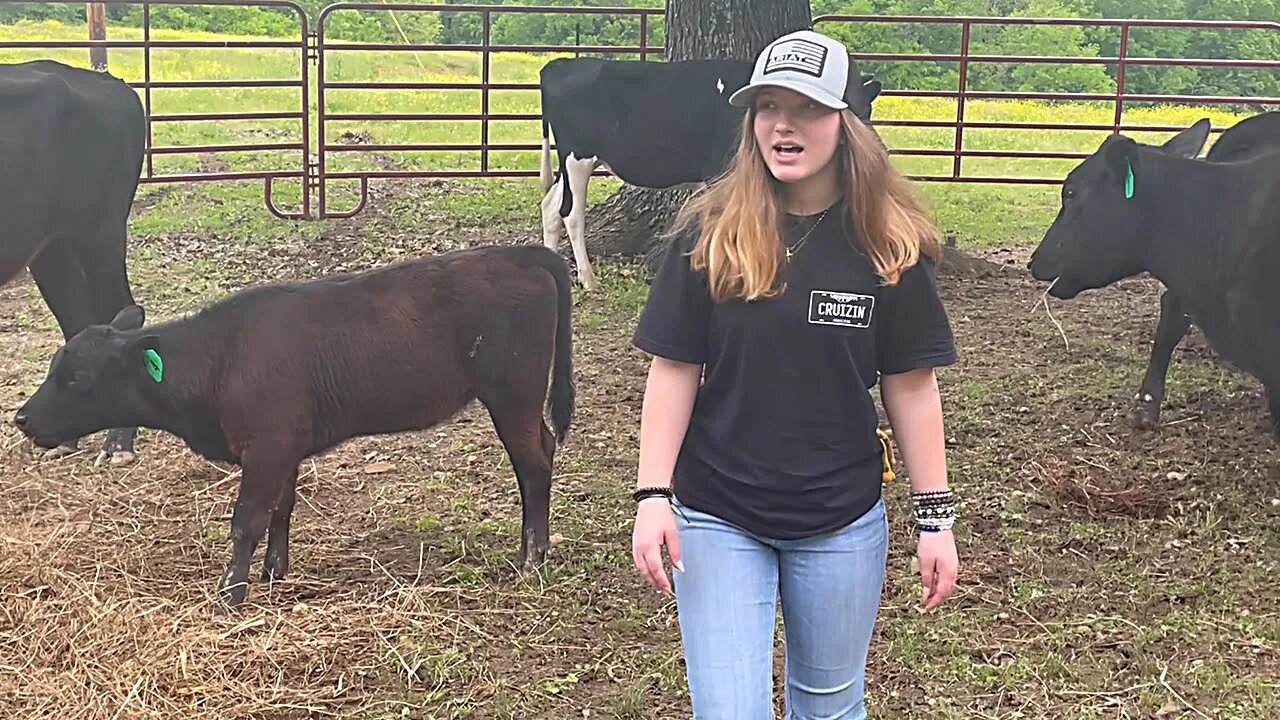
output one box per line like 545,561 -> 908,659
808,290 -> 875,328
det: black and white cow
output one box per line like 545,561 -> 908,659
1028,112 -> 1280,436
537,56 -> 882,289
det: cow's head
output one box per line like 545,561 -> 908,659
1027,118 -> 1211,299
13,305 -> 157,448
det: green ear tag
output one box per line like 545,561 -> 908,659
144,349 -> 163,383
1125,161 -> 1135,199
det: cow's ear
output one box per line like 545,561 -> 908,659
863,79 -> 882,103
1160,118 -> 1211,158
109,304 -> 145,332
120,334 -> 162,381
1104,136 -> 1139,200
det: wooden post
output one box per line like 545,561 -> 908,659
87,3 -> 107,71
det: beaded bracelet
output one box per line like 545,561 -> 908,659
632,486 -> 673,503
912,489 -> 956,533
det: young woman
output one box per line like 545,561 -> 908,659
629,29 -> 960,718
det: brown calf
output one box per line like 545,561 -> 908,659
14,244 -> 576,609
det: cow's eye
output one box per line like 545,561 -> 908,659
66,369 -> 90,389
1063,186 -> 1076,201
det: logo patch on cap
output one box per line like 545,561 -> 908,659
763,38 -> 827,78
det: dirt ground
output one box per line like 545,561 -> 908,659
0,180 -> 1277,719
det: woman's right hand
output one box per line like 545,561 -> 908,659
632,497 -> 683,596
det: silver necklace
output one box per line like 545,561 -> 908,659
785,207 -> 830,260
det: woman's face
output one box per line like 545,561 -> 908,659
752,86 -> 843,187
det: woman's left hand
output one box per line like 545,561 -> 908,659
917,530 -> 958,610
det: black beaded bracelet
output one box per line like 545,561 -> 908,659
632,486 -> 673,503
912,489 -> 956,532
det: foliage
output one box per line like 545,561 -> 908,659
813,0 -> 1279,104
0,19 -> 1261,251
3,0 -> 1274,104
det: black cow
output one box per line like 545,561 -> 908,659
0,59 -> 146,465
13,244 -> 576,609
537,56 -> 882,290
1123,112 -> 1280,429
1028,114 -> 1280,436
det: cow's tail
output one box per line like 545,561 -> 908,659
540,116 -> 555,194
516,245 -> 575,443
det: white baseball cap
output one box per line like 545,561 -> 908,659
728,29 -> 853,110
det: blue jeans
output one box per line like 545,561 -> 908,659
671,496 -> 889,720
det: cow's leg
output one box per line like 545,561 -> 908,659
0,233 -> 47,289
541,177 -> 566,252
1266,385 -> 1280,442
26,241 -> 94,459
220,446 -> 295,610
76,219 -> 140,466
28,240 -> 92,341
261,466 -> 299,583
1219,282 -> 1280,441
484,400 -> 555,572
1130,290 -> 1191,430
564,154 -> 599,291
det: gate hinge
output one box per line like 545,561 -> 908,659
305,31 -> 319,64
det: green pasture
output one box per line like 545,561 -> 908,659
0,19 -> 1260,249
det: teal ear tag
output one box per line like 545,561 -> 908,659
1125,162 -> 1135,199
144,349 -> 163,383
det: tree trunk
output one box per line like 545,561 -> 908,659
86,3 -> 108,71
584,0 -> 812,264
665,0 -> 813,62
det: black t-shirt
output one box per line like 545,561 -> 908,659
632,202 -> 958,540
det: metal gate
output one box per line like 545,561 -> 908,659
813,14 -> 1280,185
1,2 -> 1277,219
309,6 -> 1280,216
312,2 -> 663,218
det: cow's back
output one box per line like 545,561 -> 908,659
540,57 -> 753,186
1175,143 -> 1280,382
1207,111 -> 1280,163
200,246 -> 562,453
0,60 -> 145,232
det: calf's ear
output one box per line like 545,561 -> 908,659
109,305 -> 146,332
119,333 -> 163,380
1160,118 -> 1211,158
1104,136 -> 1139,200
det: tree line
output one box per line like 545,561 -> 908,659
1,0 -> 1275,99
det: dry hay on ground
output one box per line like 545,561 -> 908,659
1,210 -> 1278,717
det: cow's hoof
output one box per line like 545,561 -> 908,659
1129,396 -> 1161,430
518,549 -> 548,575
98,429 -> 137,467
42,441 -> 80,460
94,450 -> 136,467
218,582 -> 248,612
261,553 -> 289,583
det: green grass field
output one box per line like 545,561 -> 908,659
1,18 -> 1277,720
0,18 -> 1261,250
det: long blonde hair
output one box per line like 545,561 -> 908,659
669,108 -> 942,302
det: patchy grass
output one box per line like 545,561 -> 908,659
0,17 -> 1277,719
1,171 -> 1277,718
